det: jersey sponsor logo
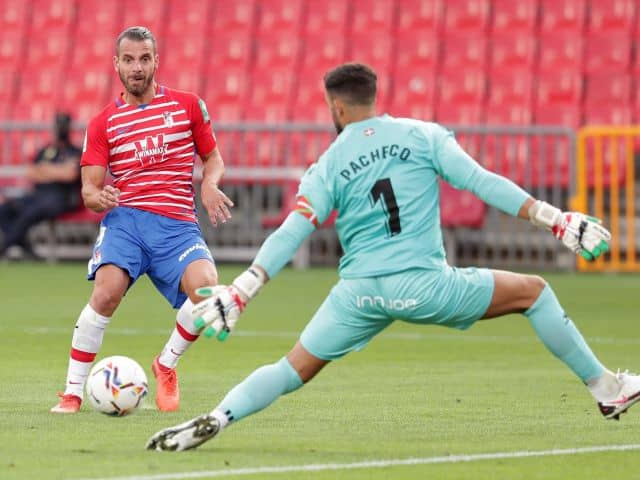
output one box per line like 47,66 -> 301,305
116,125 -> 133,135
356,296 -> 417,310
134,133 -> 168,165
293,195 -> 319,227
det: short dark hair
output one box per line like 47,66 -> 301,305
324,63 -> 377,105
115,26 -> 157,55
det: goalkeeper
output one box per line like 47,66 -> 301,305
147,63 -> 639,452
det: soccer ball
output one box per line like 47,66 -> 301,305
86,355 -> 148,416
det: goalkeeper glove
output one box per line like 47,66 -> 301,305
191,267 -> 267,341
528,200 -> 611,261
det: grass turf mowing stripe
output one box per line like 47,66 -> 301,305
77,444 -> 640,480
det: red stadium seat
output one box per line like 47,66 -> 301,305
30,0 -> 75,29
74,0 -> 122,36
396,0 -> 443,32
394,30 -> 440,70
436,102 -> 485,125
584,31 -> 631,73
534,103 -> 581,129
491,0 -> 539,33
24,27 -> 71,68
290,70 -> 327,122
161,36 -> 208,86
440,33 -> 488,70
203,67 -> 250,109
303,0 -> 348,35
537,33 -> 583,72
0,0 -> 29,35
440,181 -> 486,228
490,33 -> 536,71
121,0 -> 168,39
438,68 -> 487,105
488,68 -> 533,105
536,69 -> 583,105
588,0 -> 636,32
208,32 -> 253,69
443,0 -> 491,32
482,134 -> 530,184
0,70 -> 15,117
583,103 -> 632,126
485,102 -> 532,125
210,100 -> 245,123
69,34 -> 115,68
246,67 -> 295,118
256,0 -> 303,34
539,0 -> 586,33
159,69 -> 204,94
165,0 -> 211,37
254,32 -> 301,70
584,73 -> 632,104
0,30 -> 25,70
391,68 -> 437,120
347,31 -> 395,71
300,35 -> 346,71
350,0 -> 395,34
61,67 -> 112,110
210,0 -> 256,34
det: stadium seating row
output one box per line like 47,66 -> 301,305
1,0 -> 639,127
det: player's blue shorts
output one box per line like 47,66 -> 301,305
87,206 -> 214,308
300,266 -> 495,360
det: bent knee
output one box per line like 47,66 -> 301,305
90,288 -> 124,316
525,274 -> 547,304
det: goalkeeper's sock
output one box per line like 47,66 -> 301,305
158,299 -> 198,369
525,284 -> 604,383
212,357 -> 303,424
64,304 -> 110,398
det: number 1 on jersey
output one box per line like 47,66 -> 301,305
370,178 -> 401,237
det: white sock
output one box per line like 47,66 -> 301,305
587,369 -> 621,402
158,299 -> 198,369
210,408 -> 231,429
64,304 -> 110,398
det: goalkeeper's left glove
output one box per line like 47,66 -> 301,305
191,266 -> 267,341
528,200 -> 611,261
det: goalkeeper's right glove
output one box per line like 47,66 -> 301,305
528,200 -> 611,261
191,266 -> 267,341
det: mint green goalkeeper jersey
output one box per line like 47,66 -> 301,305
295,115 -> 530,279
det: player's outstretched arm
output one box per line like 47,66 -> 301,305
191,266 -> 269,341
525,198 -> 611,261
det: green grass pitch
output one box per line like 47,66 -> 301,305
1,262 -> 640,479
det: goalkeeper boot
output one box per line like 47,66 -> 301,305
146,414 -> 220,451
50,392 -> 82,414
152,356 -> 180,412
598,371 -> 640,420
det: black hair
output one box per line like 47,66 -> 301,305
324,63 -> 377,105
115,26 -> 157,55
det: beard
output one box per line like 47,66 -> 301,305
331,109 -> 343,134
119,68 -> 155,97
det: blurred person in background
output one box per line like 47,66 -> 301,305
0,111 -> 81,260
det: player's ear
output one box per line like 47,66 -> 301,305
112,55 -> 119,73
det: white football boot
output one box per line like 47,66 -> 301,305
146,414 -> 220,451
598,371 -> 640,420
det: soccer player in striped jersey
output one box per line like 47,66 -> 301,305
147,63 -> 640,451
51,26 -> 233,414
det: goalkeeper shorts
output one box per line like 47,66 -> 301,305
300,265 -> 494,361
87,206 -> 215,308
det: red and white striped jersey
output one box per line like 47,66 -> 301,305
81,85 -> 217,222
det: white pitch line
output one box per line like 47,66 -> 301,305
76,444 -> 640,480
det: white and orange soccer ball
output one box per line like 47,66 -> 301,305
86,356 -> 148,416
